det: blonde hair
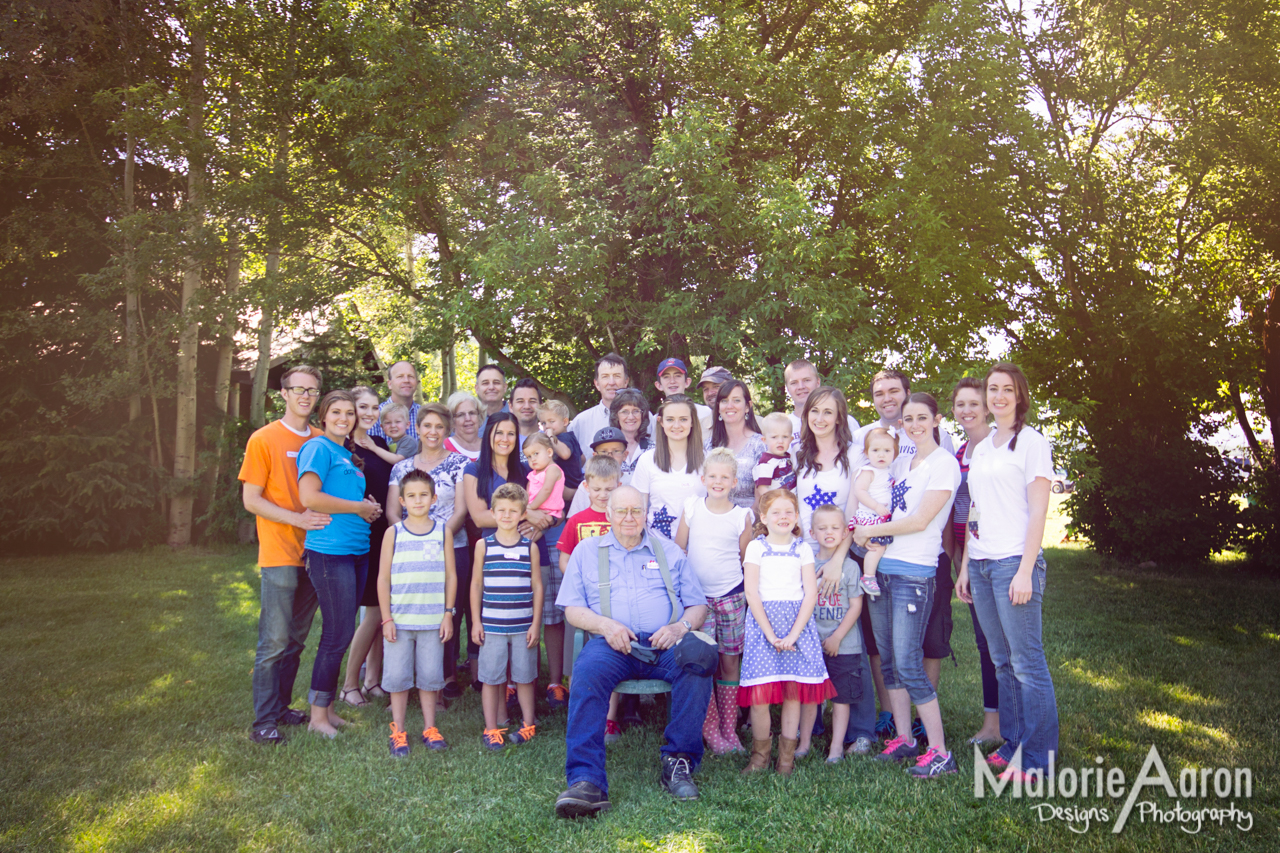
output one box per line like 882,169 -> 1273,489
761,411 -> 793,436
522,432 -> 554,454
380,402 -> 410,423
753,489 -> 802,537
702,446 -> 738,475
811,503 -> 846,526
491,482 -> 529,511
584,455 -> 621,482
536,399 -> 571,421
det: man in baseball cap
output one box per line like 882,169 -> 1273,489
654,357 -> 713,435
697,366 -> 732,410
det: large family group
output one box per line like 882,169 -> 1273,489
239,353 -> 1058,818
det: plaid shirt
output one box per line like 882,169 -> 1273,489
367,399 -> 420,443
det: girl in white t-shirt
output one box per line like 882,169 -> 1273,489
738,489 -> 836,776
955,363 -> 1057,779
851,427 -> 898,598
631,394 -> 706,539
792,386 -> 861,596
853,393 -> 960,780
675,448 -> 753,755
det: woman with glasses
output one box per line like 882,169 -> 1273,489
609,388 -> 651,483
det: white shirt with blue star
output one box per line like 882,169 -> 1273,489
630,448 -> 707,540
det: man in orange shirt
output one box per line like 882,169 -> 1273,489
238,364 -> 332,745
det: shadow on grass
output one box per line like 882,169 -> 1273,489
0,544 -> 1275,852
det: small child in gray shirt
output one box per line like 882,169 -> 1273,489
805,504 -> 865,763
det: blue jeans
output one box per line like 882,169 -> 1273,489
304,550 -> 368,707
969,602 -> 999,712
565,633 -> 713,794
252,565 -> 319,729
969,552 -> 1058,772
867,573 -> 936,705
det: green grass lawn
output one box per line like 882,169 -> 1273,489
1,537 -> 1276,852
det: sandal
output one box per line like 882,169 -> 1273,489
364,683 -> 389,699
339,686 -> 368,707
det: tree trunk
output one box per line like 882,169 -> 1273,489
124,125 -> 141,423
168,21 -> 205,548
122,0 -> 141,423
1262,284 -> 1280,463
249,287 -> 275,428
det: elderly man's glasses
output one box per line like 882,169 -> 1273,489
613,507 -> 644,518
284,386 -> 321,397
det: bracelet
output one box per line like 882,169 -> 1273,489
380,618 -> 394,626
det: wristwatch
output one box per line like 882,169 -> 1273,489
680,619 -> 692,632
444,607 -> 457,615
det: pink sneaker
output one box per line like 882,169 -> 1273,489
986,752 -> 1010,769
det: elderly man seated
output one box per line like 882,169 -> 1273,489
553,485 -> 713,818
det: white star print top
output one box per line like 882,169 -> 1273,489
791,448 -> 855,550
630,448 -> 707,540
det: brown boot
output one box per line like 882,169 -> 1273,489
741,735 -> 773,775
776,736 -> 800,776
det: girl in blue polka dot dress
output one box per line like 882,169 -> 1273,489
739,489 -> 837,776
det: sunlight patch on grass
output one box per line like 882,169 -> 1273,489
70,762 -> 229,852
1171,635 -> 1198,647
1060,660 -> 1124,691
215,577 -> 259,620
1156,682 -> 1222,708
1137,710 -> 1237,749
158,590 -> 190,599
620,830 -> 721,853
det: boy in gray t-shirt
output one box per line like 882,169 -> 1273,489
807,505 -> 866,763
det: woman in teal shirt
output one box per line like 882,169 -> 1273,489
297,390 -> 383,737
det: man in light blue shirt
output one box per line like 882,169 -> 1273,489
554,486 -> 711,817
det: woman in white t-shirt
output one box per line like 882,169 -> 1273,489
630,394 -> 706,539
956,363 -> 1057,779
853,393 -> 960,779
792,386 -> 859,595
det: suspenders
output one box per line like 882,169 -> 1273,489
596,535 -> 680,625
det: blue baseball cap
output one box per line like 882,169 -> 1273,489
590,426 -> 627,449
656,357 -> 688,377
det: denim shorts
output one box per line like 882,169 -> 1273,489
381,627 -> 446,693
477,632 -> 538,685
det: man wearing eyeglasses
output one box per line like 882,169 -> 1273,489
238,364 -> 331,746
553,486 -> 712,817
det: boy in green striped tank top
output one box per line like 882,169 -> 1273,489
377,470 -> 457,757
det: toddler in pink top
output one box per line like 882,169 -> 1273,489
522,433 -> 565,518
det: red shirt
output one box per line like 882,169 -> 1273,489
557,508 -> 611,558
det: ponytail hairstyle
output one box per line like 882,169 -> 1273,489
753,488 -> 803,538
905,392 -> 942,446
985,363 -> 1032,450
318,390 -> 364,471
796,386 -> 853,476
654,394 -> 704,474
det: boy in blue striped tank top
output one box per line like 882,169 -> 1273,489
377,470 -> 457,757
470,483 -> 543,750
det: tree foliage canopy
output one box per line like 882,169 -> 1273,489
2,0 -> 1278,561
